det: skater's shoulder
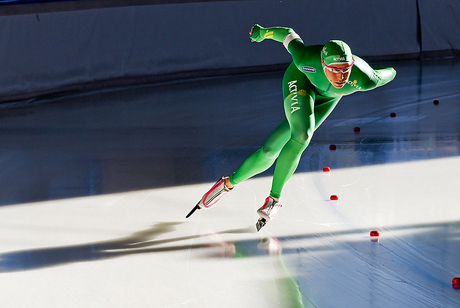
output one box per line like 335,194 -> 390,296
291,44 -> 322,65
349,56 -> 390,91
300,44 -> 323,56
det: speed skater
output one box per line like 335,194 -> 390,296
186,24 -> 396,231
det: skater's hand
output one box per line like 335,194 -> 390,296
249,24 -> 264,42
249,26 -> 255,41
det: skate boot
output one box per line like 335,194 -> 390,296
186,177 -> 233,218
256,196 -> 282,231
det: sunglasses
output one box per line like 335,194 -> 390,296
322,58 -> 355,74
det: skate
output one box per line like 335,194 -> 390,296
186,177 -> 232,218
255,196 -> 282,231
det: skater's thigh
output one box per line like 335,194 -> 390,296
287,95 -> 315,145
314,97 -> 341,130
262,119 -> 290,159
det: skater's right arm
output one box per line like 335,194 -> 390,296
249,24 -> 307,60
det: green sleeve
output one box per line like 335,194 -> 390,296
374,68 -> 397,87
352,57 -> 397,91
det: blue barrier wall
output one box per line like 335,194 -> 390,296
0,0 -> 457,103
418,0 -> 460,55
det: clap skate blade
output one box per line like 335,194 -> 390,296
186,204 -> 200,218
187,177 -> 231,218
256,218 -> 267,232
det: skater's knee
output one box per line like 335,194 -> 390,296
291,129 -> 313,146
261,144 -> 281,160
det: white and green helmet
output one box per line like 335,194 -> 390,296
321,40 -> 354,67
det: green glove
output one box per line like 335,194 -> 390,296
250,24 -> 267,42
250,24 -> 296,43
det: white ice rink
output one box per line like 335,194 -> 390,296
0,57 -> 459,307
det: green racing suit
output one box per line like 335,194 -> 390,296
229,25 -> 397,199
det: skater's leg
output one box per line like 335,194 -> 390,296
189,118 -> 290,217
190,120 -> 289,216
269,95 -> 342,198
313,98 -> 341,130
269,95 -> 342,199
269,95 -> 314,199
265,63 -> 314,198
229,118 -> 290,185
269,63 -> 342,199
